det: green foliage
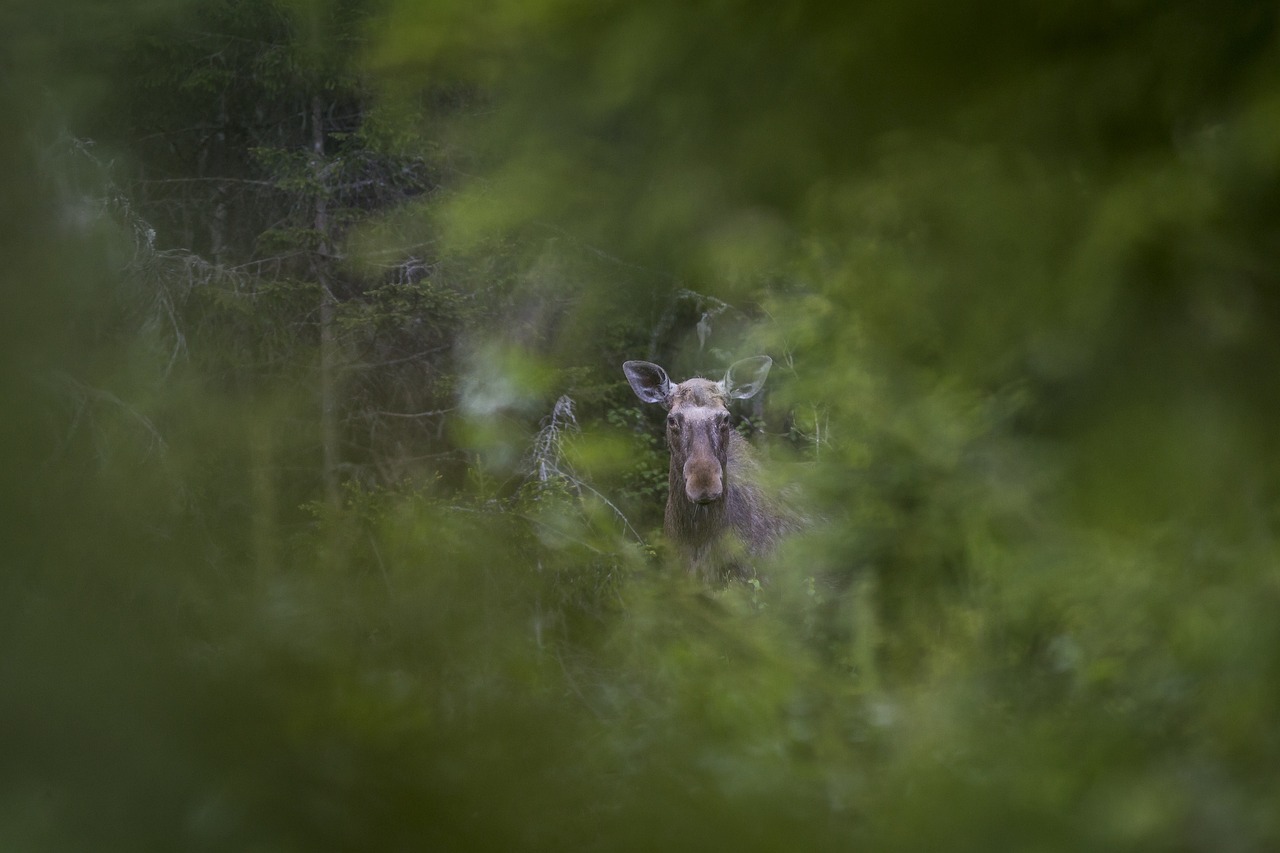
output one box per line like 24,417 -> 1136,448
601,399 -> 668,523
8,0 -> 1280,850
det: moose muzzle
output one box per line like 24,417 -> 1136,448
683,455 -> 724,504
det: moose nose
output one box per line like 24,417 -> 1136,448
686,481 -> 723,504
683,457 -> 723,504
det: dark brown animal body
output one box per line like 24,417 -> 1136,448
624,357 -> 795,583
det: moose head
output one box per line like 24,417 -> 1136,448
623,356 -> 772,507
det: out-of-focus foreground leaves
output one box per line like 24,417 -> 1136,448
4,0 -> 1280,850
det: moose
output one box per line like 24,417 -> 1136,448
624,356 -> 796,583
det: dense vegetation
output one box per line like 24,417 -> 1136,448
4,0 -> 1280,849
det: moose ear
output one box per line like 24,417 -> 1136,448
722,356 -> 772,400
623,360 -> 674,405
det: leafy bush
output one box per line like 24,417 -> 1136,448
7,0 -> 1280,850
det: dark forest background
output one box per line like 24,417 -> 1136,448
4,1 -> 1280,849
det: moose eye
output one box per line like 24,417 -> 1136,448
718,413 -> 731,430
667,414 -> 679,429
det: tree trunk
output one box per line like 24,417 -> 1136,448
312,95 -> 341,512
210,91 -> 229,265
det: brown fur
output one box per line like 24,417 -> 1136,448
666,427 -> 795,584
624,366 -> 795,584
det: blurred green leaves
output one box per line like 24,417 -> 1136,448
6,0 -> 1280,849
